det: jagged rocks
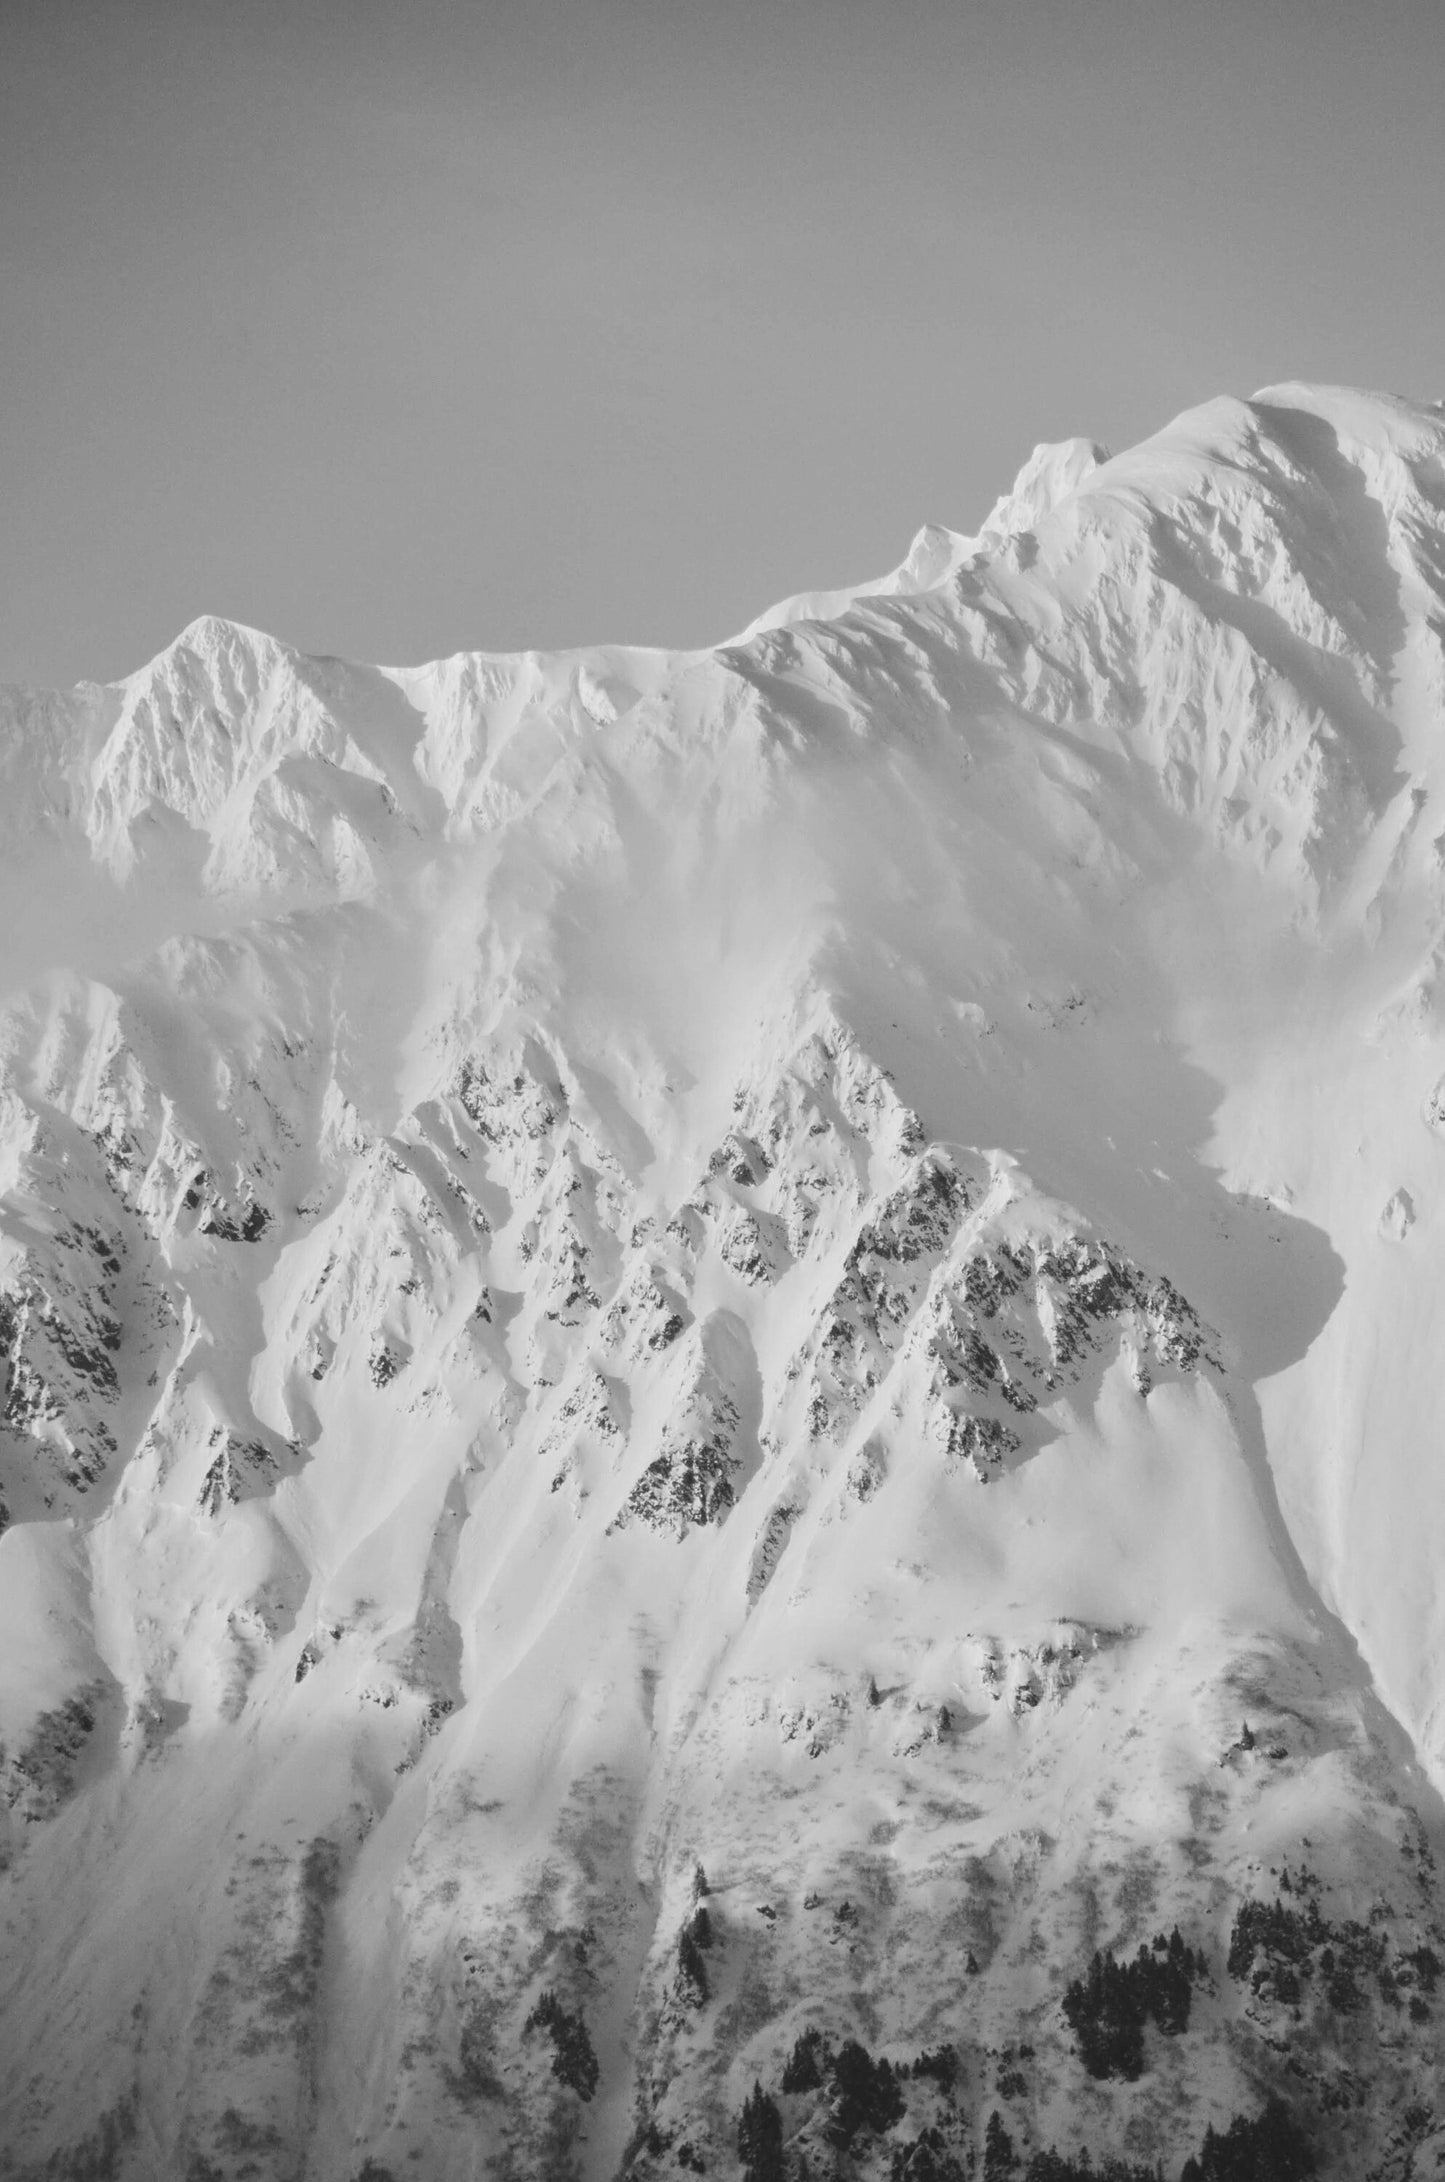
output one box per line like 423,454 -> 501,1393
183,1153 -> 275,1244
963,1624 -> 1132,1715
847,1435 -> 888,1501
0,1241 -> 127,1505
369,1342 -> 403,1387
197,1432 -> 293,1514
541,1368 -> 621,1499
916,1212 -> 1218,1440
1381,1188 -> 1416,1241
745,1498 -> 798,1601
457,1042 -> 567,1191
198,1193 -> 270,1242
799,1152 -> 995,1443
621,1401 -> 741,1537
538,1230 -> 601,1326
613,1313 -> 754,1537
1,1686 -> 103,1828
604,1269 -> 686,1354
934,1406 -> 1020,1481
777,1681 -> 852,1758
854,1152 -> 977,1268
708,1129 -> 772,1187
276,1138 -> 477,1410
719,1205 -> 790,1285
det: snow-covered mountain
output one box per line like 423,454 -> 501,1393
5,382 -> 1445,2182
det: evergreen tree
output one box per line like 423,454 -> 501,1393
1408,1944 -> 1442,1992
984,2108 -> 1018,2181
1060,1952 -> 1146,2079
737,2082 -> 785,2182
781,2026 -> 830,2092
676,1922 -> 709,2007
827,2040 -> 906,2144
1179,2096 -> 1313,2182
1061,1933 -> 1206,2077
910,2043 -> 959,2090
522,1990 -> 599,2101
890,2127 -> 967,2182
1025,2152 -> 1162,2181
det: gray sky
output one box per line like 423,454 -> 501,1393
3,0 -> 1443,689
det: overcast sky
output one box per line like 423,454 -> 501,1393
3,0 -> 1443,689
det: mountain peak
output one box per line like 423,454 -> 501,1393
131,611 -> 284,686
978,434 -> 1110,539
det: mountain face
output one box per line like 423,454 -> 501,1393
4,383 -> 1445,2182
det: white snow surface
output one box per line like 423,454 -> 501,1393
4,383 -> 1445,2178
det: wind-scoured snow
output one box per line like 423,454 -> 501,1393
4,384 -> 1445,2180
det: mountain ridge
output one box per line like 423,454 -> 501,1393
4,382 -> 1445,2180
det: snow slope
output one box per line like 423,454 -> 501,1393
4,383 -> 1445,2180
